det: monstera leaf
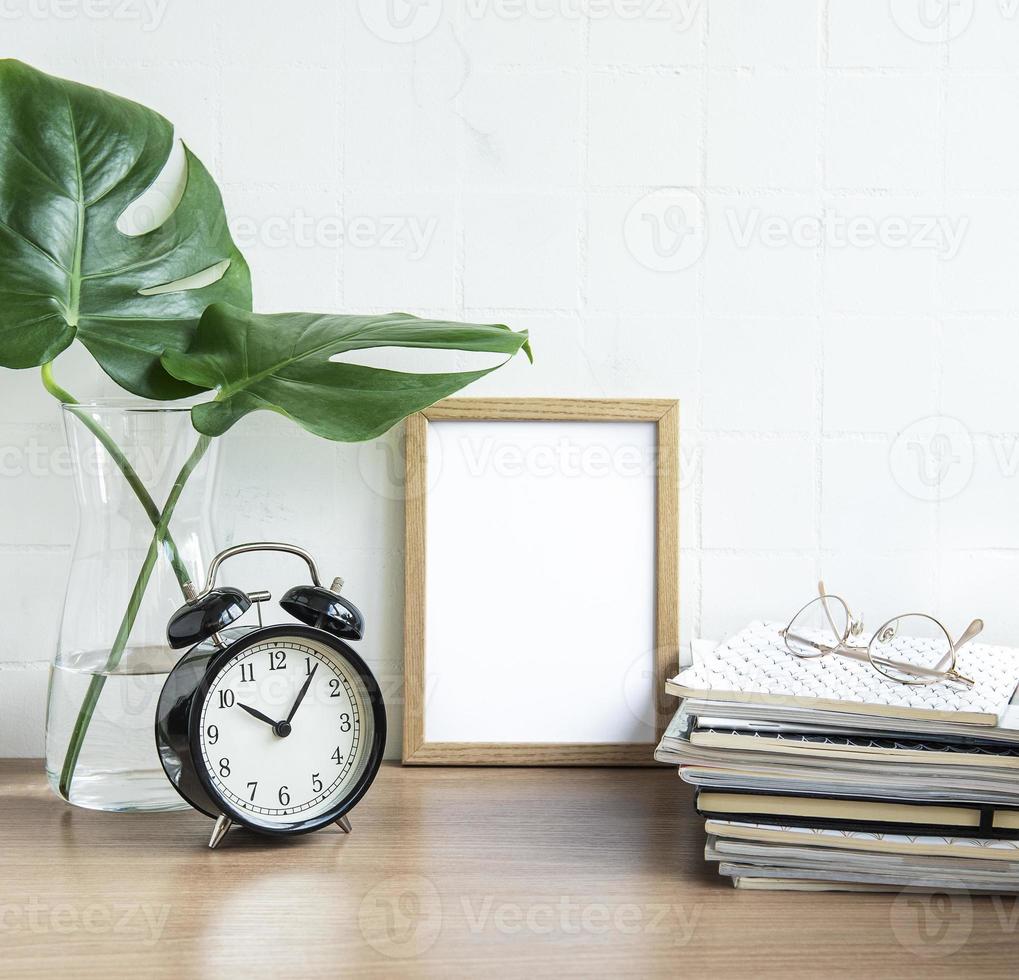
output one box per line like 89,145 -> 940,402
162,304 -> 532,441
0,60 -> 250,398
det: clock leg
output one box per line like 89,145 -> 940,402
208,814 -> 233,849
336,815 -> 352,834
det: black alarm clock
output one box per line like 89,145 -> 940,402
155,542 -> 386,848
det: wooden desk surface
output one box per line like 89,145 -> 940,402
0,760 -> 1014,978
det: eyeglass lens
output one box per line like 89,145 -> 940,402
868,614 -> 953,685
785,595 -> 850,658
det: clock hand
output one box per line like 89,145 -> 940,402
237,702 -> 279,729
286,662 -> 319,724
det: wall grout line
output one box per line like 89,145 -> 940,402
931,15 -> 952,610
452,12 -> 468,336
576,7 -> 592,322
336,7 -> 347,313
341,63 -> 1019,79
270,180 -> 1019,198
813,0 -> 832,583
690,0 -> 711,646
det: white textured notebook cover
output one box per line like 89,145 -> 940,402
669,622 -> 1019,727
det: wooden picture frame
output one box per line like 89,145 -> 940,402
403,398 -> 679,765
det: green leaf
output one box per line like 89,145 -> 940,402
0,59 -> 251,398
162,304 -> 532,441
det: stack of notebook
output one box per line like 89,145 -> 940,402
655,622 -> 1019,892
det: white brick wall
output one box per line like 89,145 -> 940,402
3,0 -> 1019,758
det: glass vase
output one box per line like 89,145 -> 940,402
45,401 -> 219,812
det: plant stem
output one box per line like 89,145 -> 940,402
40,362 -> 193,587
57,434 -> 212,800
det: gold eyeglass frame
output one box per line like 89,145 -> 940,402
780,581 -> 980,688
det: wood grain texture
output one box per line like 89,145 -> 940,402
403,410 -> 428,763
422,397 -> 679,422
1,761 -> 1013,979
654,402 -> 680,742
404,398 -> 680,765
401,742 -> 656,766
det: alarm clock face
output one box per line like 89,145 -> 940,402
190,627 -> 385,833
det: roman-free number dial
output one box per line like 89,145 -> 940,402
199,640 -> 363,820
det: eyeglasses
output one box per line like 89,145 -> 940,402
780,582 -> 980,687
